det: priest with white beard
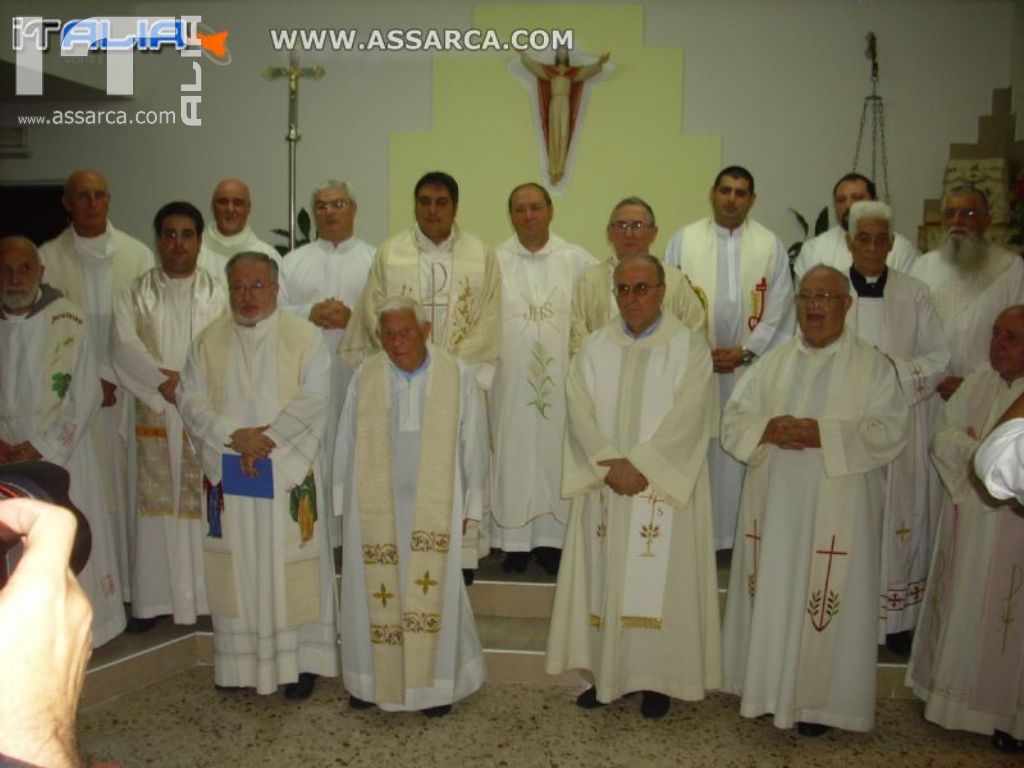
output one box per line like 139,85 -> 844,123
841,201 -> 949,655
664,166 -> 795,551
547,254 -> 720,721
0,236 -> 126,647
334,297 -> 487,716
341,171 -> 500,577
198,178 -> 282,282
569,196 -> 705,355
793,173 -> 919,280
179,252 -> 337,699
910,184 -> 1024,400
280,180 -> 374,545
491,183 -> 596,574
909,305 -> 1024,756
112,202 -> 227,627
721,265 -> 907,735
39,169 -> 152,599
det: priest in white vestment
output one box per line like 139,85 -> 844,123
0,236 -> 126,647
340,171 -> 500,575
569,196 -> 705,355
841,202 -> 949,651
39,170 -> 152,598
908,305 -> 1024,754
179,253 -> 337,698
721,265 -> 907,734
280,180 -> 374,546
112,202 -> 227,625
547,254 -> 720,721
910,184 -> 1024,396
974,390 -> 1024,503
491,183 -> 596,574
335,297 -> 487,715
664,167 -> 795,550
198,178 -> 282,282
793,173 -> 918,280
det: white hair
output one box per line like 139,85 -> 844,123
378,295 -> 426,324
847,201 -> 893,239
310,179 -> 356,210
801,264 -> 851,296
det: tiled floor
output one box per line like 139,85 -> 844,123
78,666 -> 1016,767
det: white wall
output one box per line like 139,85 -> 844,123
1,0 -> 1017,252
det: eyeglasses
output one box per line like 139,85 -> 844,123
942,207 -> 979,220
314,199 -> 352,211
228,282 -> 275,294
851,233 -> 891,248
795,291 -> 845,305
614,282 -> 663,297
609,221 -> 653,233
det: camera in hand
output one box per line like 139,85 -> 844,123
0,461 -> 92,587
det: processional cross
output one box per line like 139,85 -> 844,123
263,50 -> 325,251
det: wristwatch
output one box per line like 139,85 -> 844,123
740,348 -> 756,366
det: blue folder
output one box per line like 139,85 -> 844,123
221,454 -> 274,499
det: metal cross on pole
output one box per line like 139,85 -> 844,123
262,50 -> 324,252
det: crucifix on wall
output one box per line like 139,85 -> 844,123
519,47 -> 611,186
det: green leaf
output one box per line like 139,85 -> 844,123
297,207 -> 312,239
814,206 -> 830,236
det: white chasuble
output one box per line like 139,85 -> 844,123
0,291 -> 126,646
908,368 -> 1024,739
490,234 -> 595,546
198,225 -> 281,285
846,270 -> 950,639
720,331 -> 907,732
179,310 -> 337,693
112,266 -> 227,623
335,345 -> 487,710
546,314 -> 721,703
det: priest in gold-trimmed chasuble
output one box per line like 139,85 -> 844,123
720,266 -> 907,733
111,202 -> 228,625
334,298 -> 487,711
546,255 -> 721,712
179,254 -> 337,694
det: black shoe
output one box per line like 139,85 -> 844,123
125,615 -> 162,634
640,691 -> 670,720
993,730 -> 1024,753
502,551 -> 531,573
885,630 -> 913,657
423,704 -> 452,718
215,684 -> 244,693
283,673 -> 318,701
348,694 -> 374,710
575,687 -> 606,709
534,547 -> 562,575
796,722 -> 831,737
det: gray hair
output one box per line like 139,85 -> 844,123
225,251 -> 279,283
612,253 -> 666,286
378,295 -> 426,324
310,179 -> 356,210
609,196 -> 656,227
848,201 -> 893,239
800,264 -> 850,295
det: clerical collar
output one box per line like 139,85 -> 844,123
849,266 -> 888,298
517,235 -> 551,257
713,220 -> 744,239
207,225 -> 254,248
623,314 -> 661,340
316,236 -> 356,254
415,225 -> 455,253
